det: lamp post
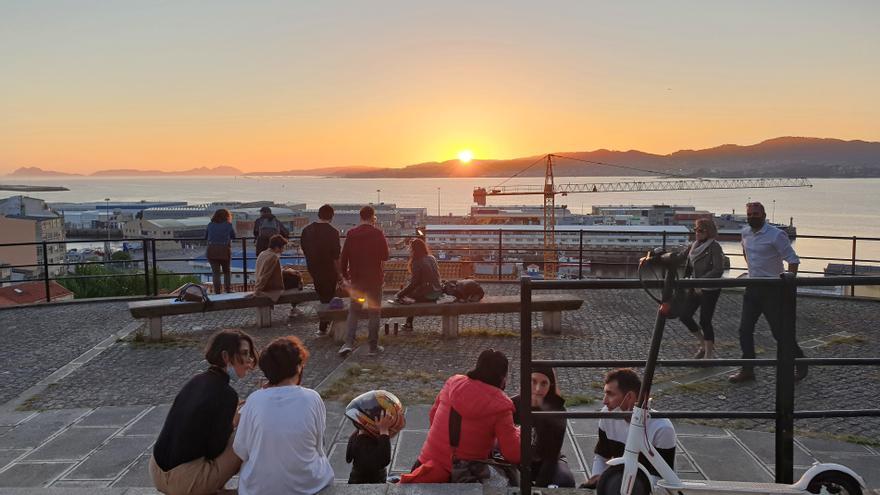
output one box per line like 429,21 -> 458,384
376,189 -> 381,204
104,198 -> 111,262
437,187 -> 441,217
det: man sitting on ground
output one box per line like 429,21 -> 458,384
582,368 -> 677,488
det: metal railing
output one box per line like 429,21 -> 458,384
1,229 -> 879,305
518,275 -> 880,490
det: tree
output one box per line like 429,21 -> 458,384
58,264 -> 199,298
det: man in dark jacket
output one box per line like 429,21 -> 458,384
338,205 -> 389,357
253,206 -> 289,256
301,204 -> 342,335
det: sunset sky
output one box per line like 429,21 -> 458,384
2,1 -> 878,174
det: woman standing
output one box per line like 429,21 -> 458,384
205,209 -> 236,294
512,365 -> 575,488
396,238 -> 442,331
150,329 -> 256,495
677,218 -> 725,359
233,336 -> 334,495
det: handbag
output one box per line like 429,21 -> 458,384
447,408 -> 520,486
206,244 -> 231,261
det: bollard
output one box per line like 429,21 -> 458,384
384,323 -> 390,335
393,322 -> 399,335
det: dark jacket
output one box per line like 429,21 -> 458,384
398,255 -> 442,300
205,221 -> 236,246
300,221 -> 341,275
346,432 -> 391,484
511,394 -> 567,487
153,367 -> 238,471
678,241 -> 725,289
340,224 -> 389,289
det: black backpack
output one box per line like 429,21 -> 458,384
442,279 -> 485,303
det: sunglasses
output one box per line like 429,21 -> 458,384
695,228 -> 707,232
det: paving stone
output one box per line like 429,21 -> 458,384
675,453 -> 697,473
328,442 -> 352,481
574,435 -> 598,468
568,418 -> 600,436
404,405 -> 432,431
77,407 -> 149,428
386,484 -> 483,494
317,484 -> 388,494
52,479 -> 112,488
0,449 -> 27,470
560,434 -> 582,472
0,412 -> 35,427
392,430 -> 426,472
679,436 -> 772,482
24,427 -> 116,461
65,436 -> 154,480
798,437 -> 873,454
0,462 -> 74,487
806,452 -> 880,488
672,421 -> 730,436
325,402 -> 348,449
112,454 -> 153,488
121,406 -> 170,436
0,409 -> 90,449
731,429 -> 815,466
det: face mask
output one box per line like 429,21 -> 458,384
748,217 -> 764,230
226,365 -> 239,383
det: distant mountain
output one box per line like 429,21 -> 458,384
7,167 -> 82,177
346,137 -> 880,178
90,166 -> 243,176
243,166 -> 382,176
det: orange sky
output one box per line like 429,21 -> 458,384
2,2 -> 878,174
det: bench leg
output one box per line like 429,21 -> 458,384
441,315 -> 459,339
146,317 -> 163,341
330,320 -> 346,343
257,306 -> 272,328
542,311 -> 562,334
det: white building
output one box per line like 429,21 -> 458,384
425,224 -> 689,250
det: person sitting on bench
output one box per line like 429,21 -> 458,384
396,238 -> 442,331
253,234 -> 287,302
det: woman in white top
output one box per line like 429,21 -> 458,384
233,336 -> 334,495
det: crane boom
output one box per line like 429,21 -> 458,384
474,177 -> 812,204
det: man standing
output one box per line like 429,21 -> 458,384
729,202 -> 807,383
338,205 -> 389,357
582,368 -> 676,488
253,206 -> 289,256
300,204 -> 342,336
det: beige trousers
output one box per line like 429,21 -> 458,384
149,435 -> 241,495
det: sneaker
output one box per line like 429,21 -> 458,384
402,323 -> 414,332
693,347 -> 705,359
337,344 -> 353,357
367,345 -> 384,356
386,475 -> 401,484
728,368 -> 756,383
289,307 -> 305,318
315,329 -> 328,337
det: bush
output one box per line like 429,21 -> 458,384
58,264 -> 198,298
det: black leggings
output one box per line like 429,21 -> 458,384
678,289 -> 721,341
532,458 -> 575,487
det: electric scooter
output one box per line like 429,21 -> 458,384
596,248 -> 866,495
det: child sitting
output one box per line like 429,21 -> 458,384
344,390 -> 406,484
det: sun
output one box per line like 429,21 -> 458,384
458,150 -> 474,163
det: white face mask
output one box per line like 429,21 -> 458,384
226,364 -> 239,382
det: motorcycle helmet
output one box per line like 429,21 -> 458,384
344,389 -> 406,438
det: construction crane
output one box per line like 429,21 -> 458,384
473,154 -> 813,278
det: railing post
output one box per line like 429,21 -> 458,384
850,236 -> 857,297
497,229 -> 503,282
519,276 -> 533,492
151,239 -> 159,296
42,241 -> 51,302
578,229 -> 584,280
775,273 -> 797,484
242,237 -> 249,291
662,230 -> 667,250
142,238 -> 150,296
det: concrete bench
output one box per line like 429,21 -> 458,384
128,289 -> 318,340
317,294 -> 584,342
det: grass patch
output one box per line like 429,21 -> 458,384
821,334 -> 866,347
796,430 -> 880,447
565,394 -> 597,407
320,363 -> 447,405
459,328 -> 519,338
665,381 -> 725,395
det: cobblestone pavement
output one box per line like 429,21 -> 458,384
0,302 -> 135,405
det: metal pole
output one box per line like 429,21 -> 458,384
242,237 -> 249,291
142,238 -> 150,296
519,276 -> 533,492
497,229 -> 503,282
662,230 -> 667,250
151,239 -> 158,296
578,230 -> 584,279
851,236 -> 857,297
42,241 -> 51,302
775,273 -> 796,484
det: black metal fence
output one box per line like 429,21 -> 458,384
1,229 -> 879,305
518,275 -> 880,490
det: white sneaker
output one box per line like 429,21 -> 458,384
367,345 -> 384,357
337,344 -> 353,357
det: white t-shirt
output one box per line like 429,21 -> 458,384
233,385 -> 334,495
591,406 -> 677,477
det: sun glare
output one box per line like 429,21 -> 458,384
458,150 -> 473,163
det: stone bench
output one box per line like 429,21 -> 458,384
128,289 -> 318,340
318,294 -> 584,342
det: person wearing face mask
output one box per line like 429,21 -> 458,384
581,368 -> 676,489
511,365 -> 575,488
233,336 -> 333,495
150,329 -> 257,495
729,201 -> 807,384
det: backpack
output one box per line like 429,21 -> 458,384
282,268 -> 304,290
442,279 -> 485,303
174,283 -> 210,306
258,218 -> 280,239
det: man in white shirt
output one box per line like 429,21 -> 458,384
729,202 -> 807,383
582,368 -> 676,489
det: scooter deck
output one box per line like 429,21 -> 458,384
656,479 -> 804,495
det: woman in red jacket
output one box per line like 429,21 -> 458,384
400,349 -> 521,483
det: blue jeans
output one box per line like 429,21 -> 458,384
346,285 -> 382,349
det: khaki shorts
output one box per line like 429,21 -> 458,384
149,435 -> 241,495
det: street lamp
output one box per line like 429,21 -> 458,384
437,187 -> 441,217
376,189 -> 381,204
104,198 -> 111,262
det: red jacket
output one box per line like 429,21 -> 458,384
409,375 -> 521,481
340,224 -> 389,289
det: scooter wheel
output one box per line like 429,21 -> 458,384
806,471 -> 862,495
597,464 -> 651,495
